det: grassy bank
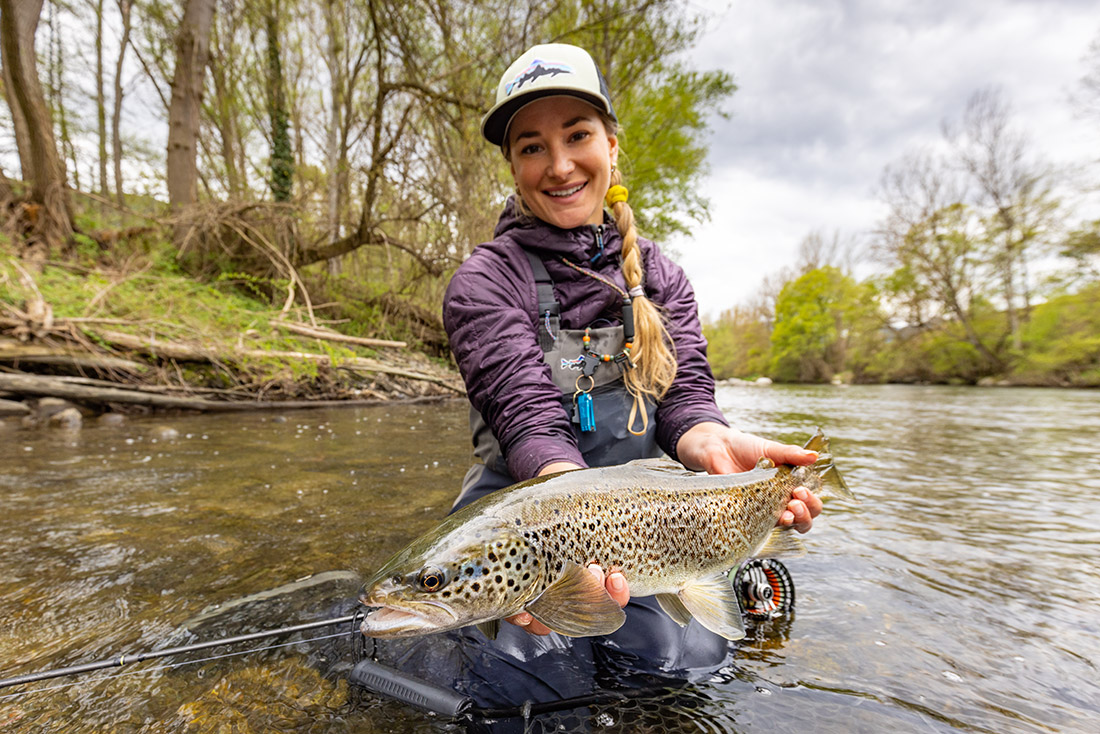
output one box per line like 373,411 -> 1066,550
0,226 -> 463,416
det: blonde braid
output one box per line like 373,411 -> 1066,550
607,167 -> 677,400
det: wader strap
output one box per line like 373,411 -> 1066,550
627,392 -> 650,436
524,249 -> 560,352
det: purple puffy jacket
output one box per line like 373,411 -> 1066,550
443,198 -> 728,481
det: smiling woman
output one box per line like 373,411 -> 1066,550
425,41 -> 826,709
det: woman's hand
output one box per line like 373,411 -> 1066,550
506,564 -> 630,636
676,422 -> 822,533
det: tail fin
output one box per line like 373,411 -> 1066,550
803,429 -> 859,502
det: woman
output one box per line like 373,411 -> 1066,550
438,43 -> 821,703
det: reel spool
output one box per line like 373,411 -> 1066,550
732,559 -> 795,619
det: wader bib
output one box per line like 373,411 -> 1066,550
452,249 -> 661,511
434,249 -> 731,709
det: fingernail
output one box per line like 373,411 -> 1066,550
610,574 -> 625,592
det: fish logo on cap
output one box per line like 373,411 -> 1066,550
505,60 -> 573,95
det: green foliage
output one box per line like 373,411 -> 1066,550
1015,283 -> 1100,385
703,305 -> 770,379
546,0 -> 735,241
769,266 -> 867,383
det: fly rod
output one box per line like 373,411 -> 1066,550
0,613 -> 362,690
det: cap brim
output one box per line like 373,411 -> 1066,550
481,90 -> 615,147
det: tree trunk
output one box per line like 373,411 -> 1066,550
323,0 -> 346,276
0,30 -> 30,177
0,0 -> 74,257
111,0 -> 132,207
166,0 -> 215,214
94,0 -> 108,199
265,3 -> 292,202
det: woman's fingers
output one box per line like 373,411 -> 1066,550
779,487 -> 821,533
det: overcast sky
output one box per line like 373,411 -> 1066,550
673,0 -> 1100,318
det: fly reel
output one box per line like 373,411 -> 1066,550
731,559 -> 795,619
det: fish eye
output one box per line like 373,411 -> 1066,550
416,566 -> 447,592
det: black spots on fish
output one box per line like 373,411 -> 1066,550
442,590 -> 451,598
514,519 -> 522,526
494,574 -> 503,584
464,567 -> 475,577
471,582 -> 481,592
482,568 -> 490,576
507,579 -> 515,587
522,572 -> 530,581
553,508 -> 561,516
509,548 -> 517,556
504,561 -> 512,569
488,552 -> 498,563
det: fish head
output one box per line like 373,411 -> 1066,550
359,522 -> 543,638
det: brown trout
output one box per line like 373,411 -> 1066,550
359,430 -> 855,641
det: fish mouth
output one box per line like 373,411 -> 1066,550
359,598 -> 461,639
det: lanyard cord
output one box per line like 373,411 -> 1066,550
557,257 -> 627,300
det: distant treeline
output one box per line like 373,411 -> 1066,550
706,88 -> 1100,387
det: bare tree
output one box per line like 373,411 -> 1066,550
945,87 -> 1057,351
874,149 -> 1005,369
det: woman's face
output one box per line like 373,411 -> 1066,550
507,95 -> 618,229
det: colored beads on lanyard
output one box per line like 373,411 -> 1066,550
581,326 -> 635,373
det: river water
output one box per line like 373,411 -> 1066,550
0,384 -> 1097,732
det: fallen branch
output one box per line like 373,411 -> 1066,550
0,372 -> 453,411
95,329 -> 463,393
0,343 -> 148,374
271,319 -> 406,349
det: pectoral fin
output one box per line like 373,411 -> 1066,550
655,593 -> 693,627
757,527 -> 807,558
475,619 -> 500,641
677,575 -> 746,641
525,562 -> 626,637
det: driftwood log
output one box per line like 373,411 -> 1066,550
94,330 -> 459,391
0,372 -> 453,412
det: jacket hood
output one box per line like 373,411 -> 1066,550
493,196 -> 622,263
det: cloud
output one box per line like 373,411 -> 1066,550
673,0 -> 1100,316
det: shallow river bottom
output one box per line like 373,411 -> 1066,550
0,384 -> 1097,732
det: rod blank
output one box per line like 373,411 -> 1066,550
0,613 -> 360,690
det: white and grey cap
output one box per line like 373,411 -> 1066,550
481,43 -> 617,147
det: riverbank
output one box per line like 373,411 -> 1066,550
0,242 -> 465,431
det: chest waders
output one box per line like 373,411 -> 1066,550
414,248 -> 734,711
452,249 -> 661,513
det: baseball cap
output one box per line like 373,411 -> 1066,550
481,43 -> 617,147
